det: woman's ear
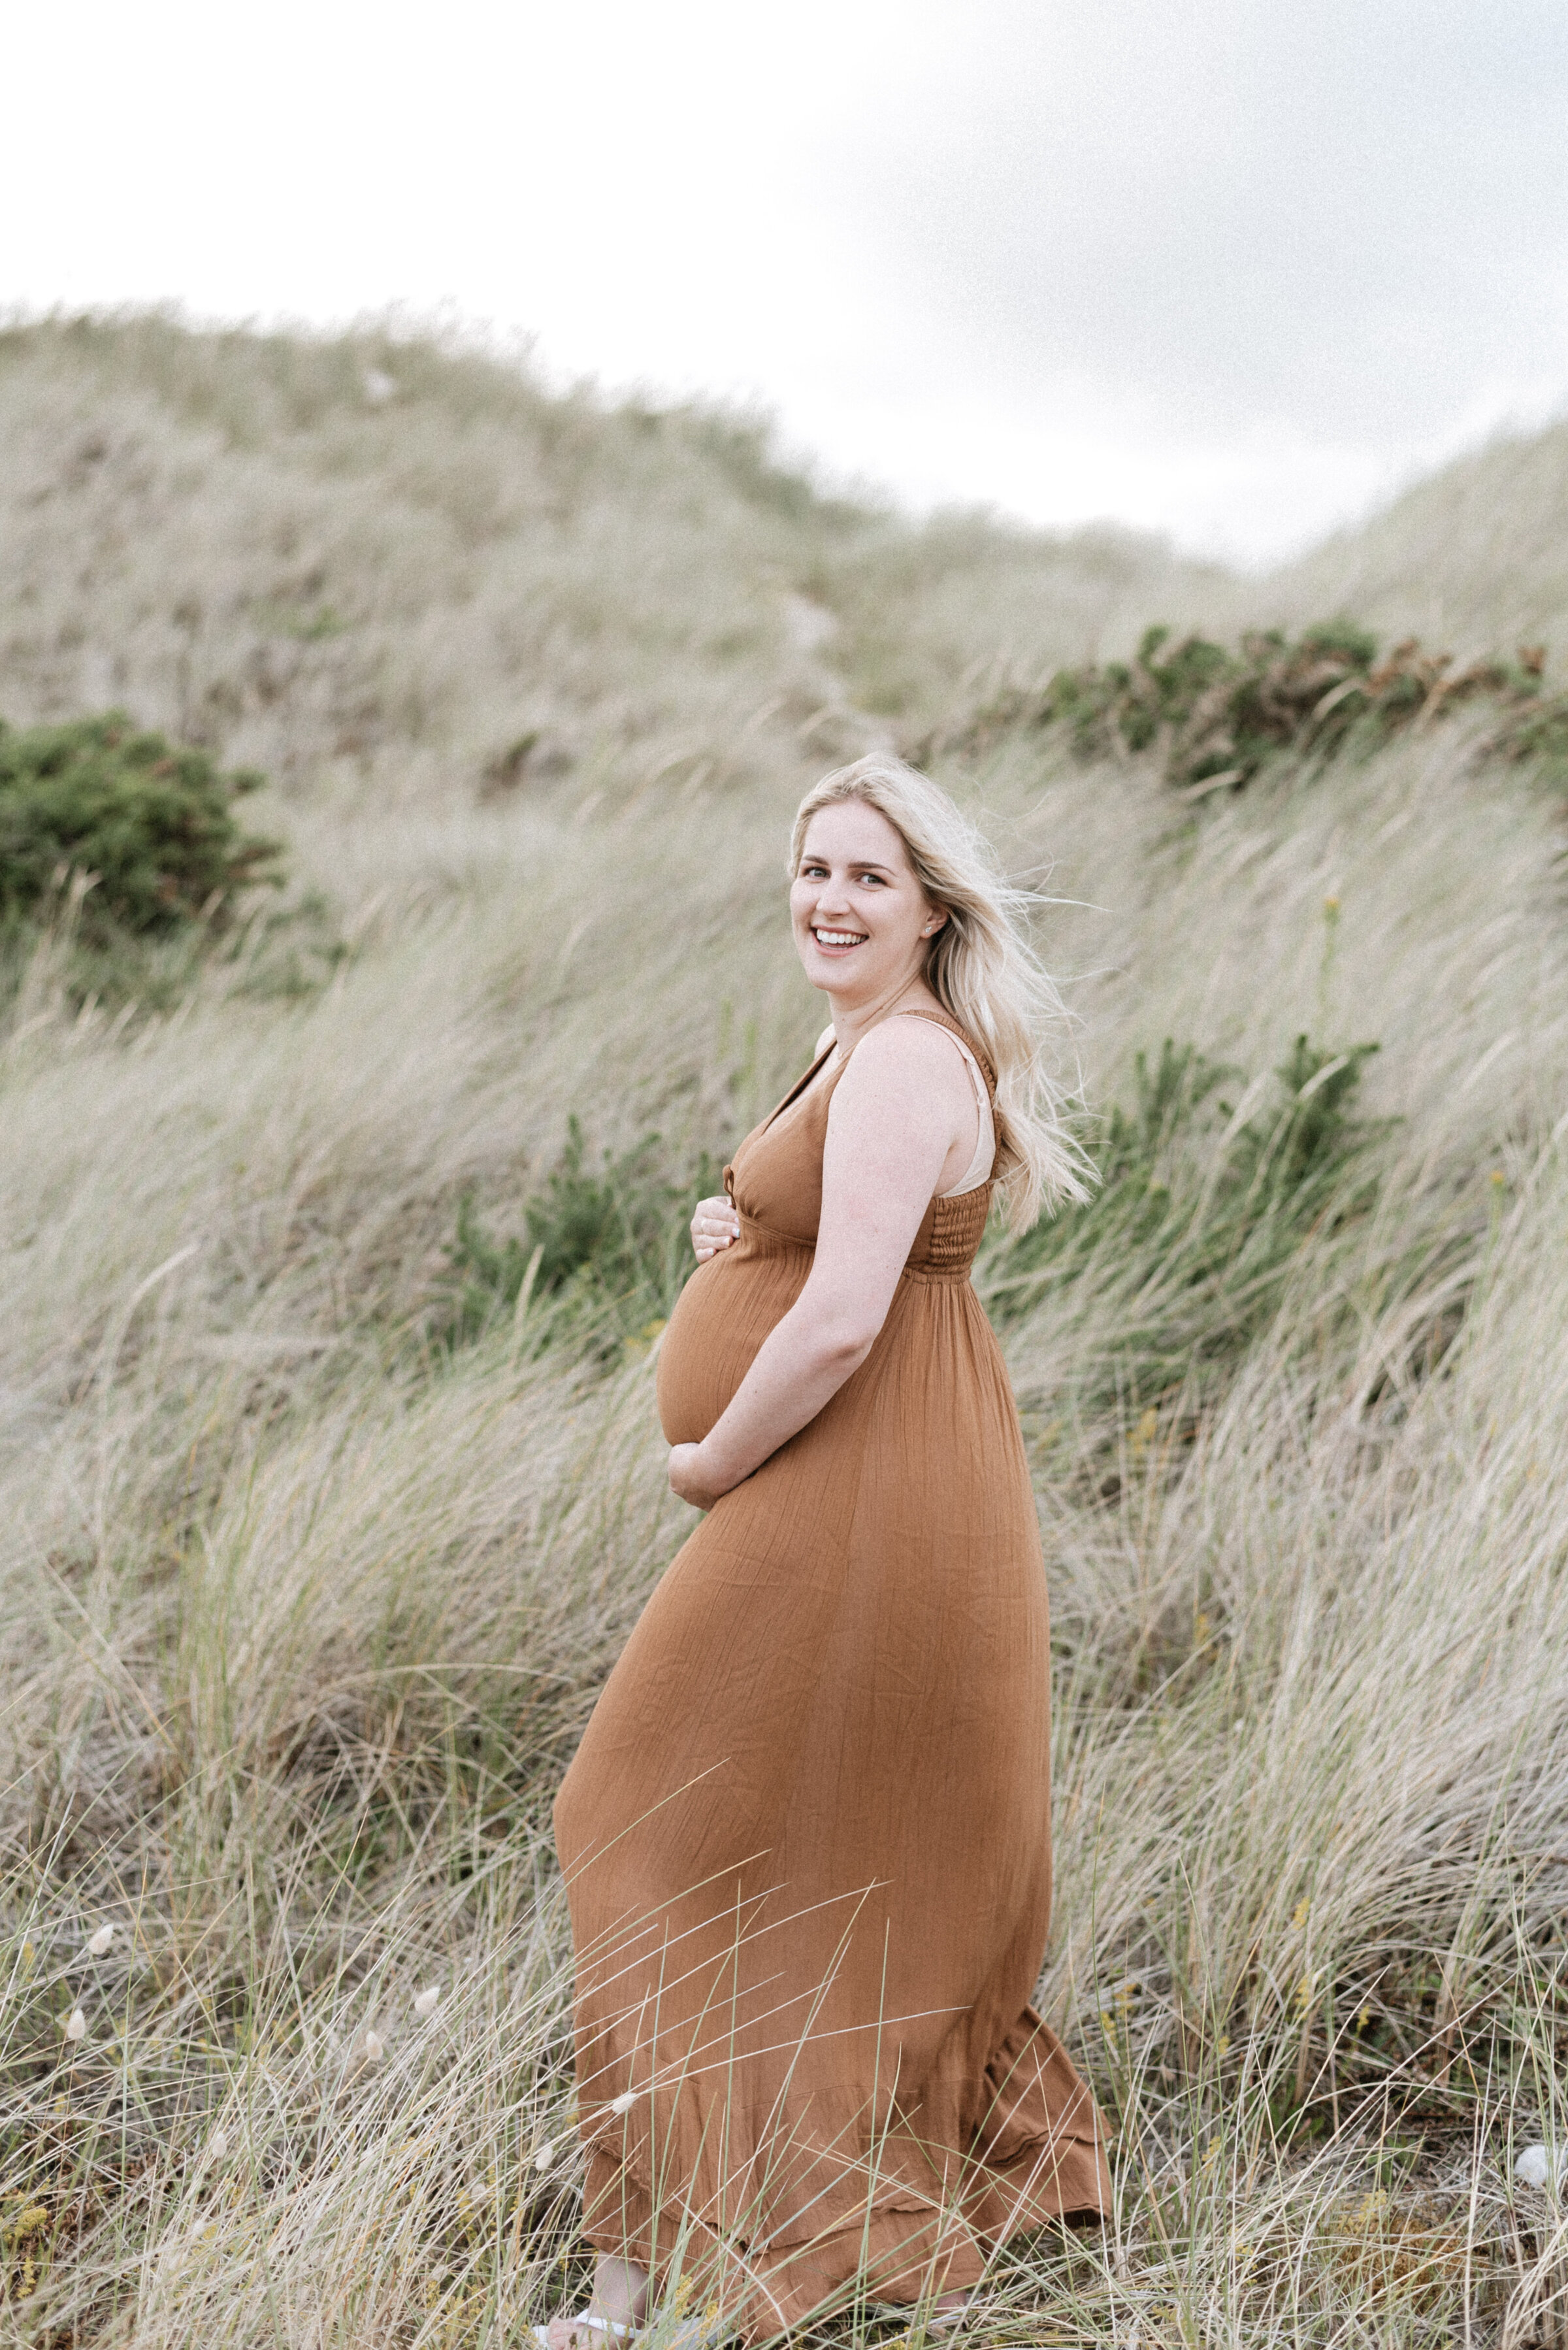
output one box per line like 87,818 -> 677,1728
921,906 -> 949,938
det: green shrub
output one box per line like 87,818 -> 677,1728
983,1034 -> 1392,1389
0,712 -> 284,935
919,623 -> 1568,797
443,1117 -> 715,1355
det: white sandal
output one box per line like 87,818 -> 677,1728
532,2318 -> 632,2345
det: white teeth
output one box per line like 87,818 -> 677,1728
814,929 -> 866,946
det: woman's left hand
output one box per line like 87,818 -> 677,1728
668,1442 -> 727,1509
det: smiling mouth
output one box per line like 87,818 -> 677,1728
811,927 -> 868,950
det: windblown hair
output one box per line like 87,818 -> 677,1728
790,754 -> 1087,1231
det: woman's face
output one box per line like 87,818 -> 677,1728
790,799 -> 945,1001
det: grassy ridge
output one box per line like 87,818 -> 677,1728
3,320 -> 1568,2344
0,314 -> 1200,830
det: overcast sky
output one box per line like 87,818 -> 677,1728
6,0 -> 1567,561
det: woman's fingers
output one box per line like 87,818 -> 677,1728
690,1193 -> 740,1260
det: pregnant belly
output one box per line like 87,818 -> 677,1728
655,1239 -> 808,1445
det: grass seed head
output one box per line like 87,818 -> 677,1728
1515,2144 -> 1563,2189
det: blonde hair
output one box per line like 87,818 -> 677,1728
790,754 -> 1087,1231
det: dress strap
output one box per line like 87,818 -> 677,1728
758,1035 -> 840,1136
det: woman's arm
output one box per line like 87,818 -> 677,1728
668,1018 -> 973,1507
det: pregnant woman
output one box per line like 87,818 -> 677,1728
546,755 -> 1109,2345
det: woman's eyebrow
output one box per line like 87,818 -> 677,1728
800,853 -> 898,875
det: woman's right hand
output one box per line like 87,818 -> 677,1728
691,1193 -> 740,1263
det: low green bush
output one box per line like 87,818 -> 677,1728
982,1033 -> 1392,1389
919,622 -> 1568,797
0,712 -> 284,935
443,1117 -> 715,1356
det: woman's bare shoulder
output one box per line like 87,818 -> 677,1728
825,1017 -> 972,1178
841,1010 -> 973,1095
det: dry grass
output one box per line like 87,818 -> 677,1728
4,318 -> 1568,2345
0,313 -> 1200,816
1244,418 -> 1568,660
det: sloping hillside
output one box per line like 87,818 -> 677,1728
1254,417 -> 1568,656
6,316 -> 1566,812
0,315 -> 1202,814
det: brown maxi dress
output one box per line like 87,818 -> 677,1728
553,1010 -> 1109,2338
